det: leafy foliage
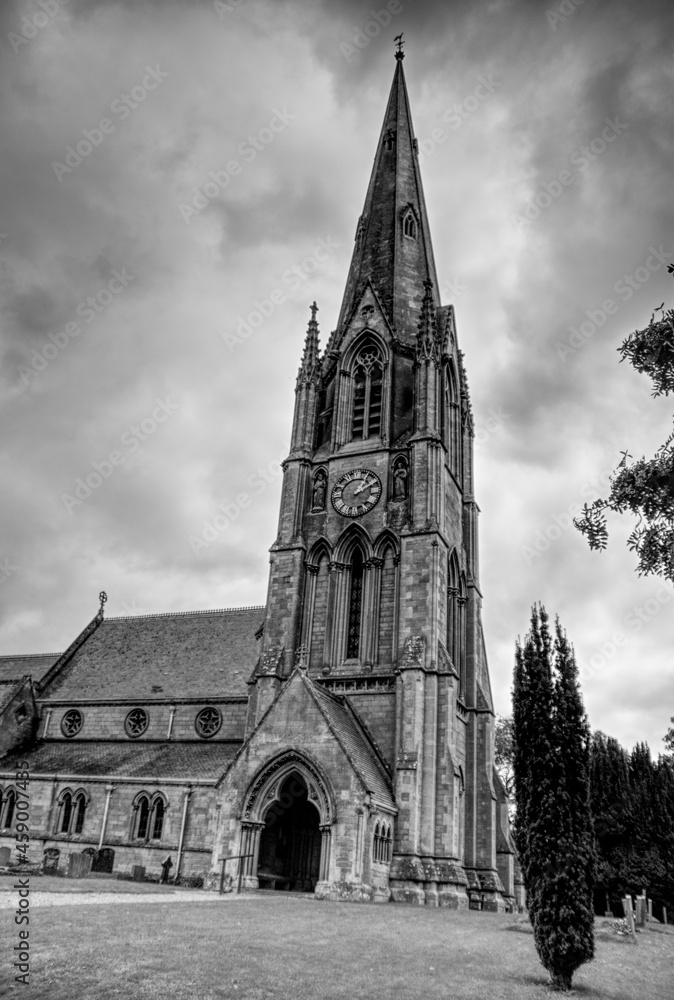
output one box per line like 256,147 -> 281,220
575,289 -> 674,582
591,731 -> 674,916
513,605 -> 594,991
494,714 -> 515,798
664,723 -> 674,758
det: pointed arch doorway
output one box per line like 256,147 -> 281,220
258,772 -> 321,892
239,751 -> 334,894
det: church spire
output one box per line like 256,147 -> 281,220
337,52 -> 440,341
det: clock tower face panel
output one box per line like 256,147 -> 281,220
331,468 -> 383,518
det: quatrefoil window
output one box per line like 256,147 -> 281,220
61,709 -> 83,738
125,708 -> 149,738
195,707 -> 222,738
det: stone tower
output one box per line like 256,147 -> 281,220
243,51 -> 509,908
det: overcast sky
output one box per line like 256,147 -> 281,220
1,0 -> 672,754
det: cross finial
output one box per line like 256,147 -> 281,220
394,33 -> 405,58
310,301 -> 318,322
98,591 -> 108,616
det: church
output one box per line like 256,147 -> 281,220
0,51 -> 517,910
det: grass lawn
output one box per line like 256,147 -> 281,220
0,874 -> 196,895
1,893 -> 672,1000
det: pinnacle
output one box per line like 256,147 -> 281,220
297,302 -> 321,387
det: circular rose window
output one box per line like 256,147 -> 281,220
124,708 -> 149,738
195,707 -> 222,738
61,709 -> 83,738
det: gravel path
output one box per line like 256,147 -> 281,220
0,889 -> 258,908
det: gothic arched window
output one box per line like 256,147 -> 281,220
55,789 -> 87,835
448,551 -> 460,682
403,211 -> 417,240
351,344 -> 383,441
373,821 -> 392,862
136,795 -> 150,840
1,788 -> 16,830
60,792 -> 73,834
383,823 -> 392,862
346,548 -> 365,659
443,364 -> 461,475
74,793 -> 87,835
151,798 -> 165,840
133,793 -> 165,842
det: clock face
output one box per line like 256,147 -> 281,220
331,468 -> 382,518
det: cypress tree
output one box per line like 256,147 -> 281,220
513,605 -> 595,991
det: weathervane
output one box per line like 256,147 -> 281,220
394,33 -> 405,58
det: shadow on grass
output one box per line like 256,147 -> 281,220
506,970 -> 605,997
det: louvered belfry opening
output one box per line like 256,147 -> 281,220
351,344 -> 383,441
347,548 -> 365,658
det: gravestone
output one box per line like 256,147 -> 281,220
663,907 -> 668,926
82,847 -> 97,867
92,847 -> 114,873
131,865 -> 146,881
635,896 -> 647,928
622,896 -> 636,940
647,899 -> 653,922
43,848 -> 60,872
0,846 -> 11,867
68,853 -> 93,879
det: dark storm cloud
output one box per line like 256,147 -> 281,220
0,0 -> 672,751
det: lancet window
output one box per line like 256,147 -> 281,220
447,552 -> 466,699
351,344 -> 383,441
132,793 -> 166,842
0,788 -> 16,830
442,364 -> 461,476
373,821 -> 392,863
55,789 -> 88,835
346,548 -> 365,659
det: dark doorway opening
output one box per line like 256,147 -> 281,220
257,772 -> 321,892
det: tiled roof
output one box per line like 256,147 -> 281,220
42,607 -> 264,701
0,653 -> 59,685
0,740 -> 240,782
308,679 -> 395,810
0,680 -> 23,712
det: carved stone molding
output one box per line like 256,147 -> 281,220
243,750 -> 334,825
396,750 -> 418,770
317,675 -> 396,695
400,636 -> 425,669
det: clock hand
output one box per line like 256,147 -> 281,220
353,480 -> 372,495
